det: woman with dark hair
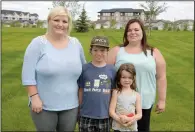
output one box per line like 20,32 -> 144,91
107,19 -> 167,131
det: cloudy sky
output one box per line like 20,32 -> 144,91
2,1 -> 194,21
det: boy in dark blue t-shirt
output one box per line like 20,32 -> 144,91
78,36 -> 116,132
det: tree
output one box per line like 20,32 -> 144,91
173,24 -> 177,31
163,22 -> 169,30
10,21 -> 21,27
176,27 -> 180,31
167,26 -> 172,31
101,25 -> 104,29
140,1 -> 168,36
183,23 -> 189,31
23,23 -> 30,28
110,19 -> 117,29
52,0 -> 81,21
144,11 -> 150,22
75,5 -> 89,32
36,20 -> 44,28
90,23 -> 95,30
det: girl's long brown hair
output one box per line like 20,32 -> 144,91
115,63 -> 136,92
123,19 -> 153,56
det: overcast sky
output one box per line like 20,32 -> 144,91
2,1 -> 194,21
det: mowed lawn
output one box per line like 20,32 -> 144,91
2,27 -> 194,131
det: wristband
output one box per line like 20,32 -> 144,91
30,93 -> 38,97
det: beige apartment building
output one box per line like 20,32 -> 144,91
98,8 -> 146,22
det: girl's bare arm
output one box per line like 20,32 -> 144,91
109,90 -> 121,123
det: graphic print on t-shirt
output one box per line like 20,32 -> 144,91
84,73 -> 111,94
94,79 -> 100,88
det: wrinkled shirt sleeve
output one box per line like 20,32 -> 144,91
22,37 -> 41,86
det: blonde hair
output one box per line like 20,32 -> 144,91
47,6 -> 72,35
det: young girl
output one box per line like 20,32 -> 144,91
109,63 -> 142,131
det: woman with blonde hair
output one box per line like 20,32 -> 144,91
22,6 -> 86,131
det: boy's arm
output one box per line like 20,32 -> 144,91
77,87 -> 83,122
79,88 -> 83,105
77,64 -> 85,106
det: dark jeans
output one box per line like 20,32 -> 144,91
137,106 -> 153,132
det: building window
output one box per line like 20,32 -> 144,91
103,13 -> 110,16
115,13 -> 119,16
124,13 -> 128,16
133,13 -> 140,15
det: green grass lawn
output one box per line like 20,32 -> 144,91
2,27 -> 194,131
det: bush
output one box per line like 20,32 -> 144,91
2,24 -> 10,27
32,25 -> 36,28
168,27 -> 172,31
10,21 -> 21,27
176,28 -> 180,31
90,23 -> 95,30
183,23 -> 188,31
144,26 -> 149,30
152,27 -> 158,30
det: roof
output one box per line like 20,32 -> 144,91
151,19 -> 172,24
98,8 -> 144,13
144,11 -> 150,13
94,19 -> 128,25
174,19 -> 194,24
2,10 -> 38,16
30,13 -> 39,17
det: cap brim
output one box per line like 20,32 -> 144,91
91,44 -> 109,48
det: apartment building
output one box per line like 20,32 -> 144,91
1,10 -> 39,22
98,8 -> 145,22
